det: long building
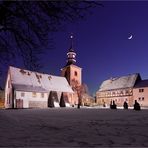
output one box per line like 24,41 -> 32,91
96,73 -> 148,107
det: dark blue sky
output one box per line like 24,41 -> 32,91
40,1 -> 148,95
10,1 -> 148,95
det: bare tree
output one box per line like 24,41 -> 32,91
71,78 -> 91,107
0,1 -> 102,71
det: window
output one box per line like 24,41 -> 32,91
125,90 -> 129,95
74,71 -> 77,76
139,89 -> 144,93
142,97 -> 144,101
32,92 -> 37,97
120,91 -> 124,96
138,97 -> 141,101
41,93 -> 44,98
21,92 -> 25,97
129,89 -> 133,95
112,92 -> 116,96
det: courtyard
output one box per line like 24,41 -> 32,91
0,108 -> 148,147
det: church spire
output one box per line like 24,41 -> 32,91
66,34 -> 76,66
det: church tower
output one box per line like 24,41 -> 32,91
61,35 -> 82,105
61,35 -> 82,88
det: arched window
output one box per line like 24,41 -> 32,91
74,71 -> 77,76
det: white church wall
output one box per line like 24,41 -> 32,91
15,91 -> 48,108
57,91 -> 62,102
16,91 -> 29,108
5,72 -> 12,108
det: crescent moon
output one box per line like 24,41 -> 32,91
128,35 -> 132,40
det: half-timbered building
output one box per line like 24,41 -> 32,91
96,73 -> 148,107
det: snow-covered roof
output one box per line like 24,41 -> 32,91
98,73 -> 140,92
9,66 -> 73,93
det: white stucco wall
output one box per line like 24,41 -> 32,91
5,72 -> 12,108
15,91 -> 48,108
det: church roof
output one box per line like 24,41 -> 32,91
9,66 -> 73,93
98,73 -> 140,92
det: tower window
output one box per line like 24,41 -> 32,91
74,71 -> 77,76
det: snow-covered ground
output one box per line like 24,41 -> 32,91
0,108 -> 148,147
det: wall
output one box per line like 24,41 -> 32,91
96,88 -> 134,107
15,91 -> 48,108
5,71 -> 13,108
69,65 -> 82,86
133,87 -> 148,107
61,65 -> 82,86
15,91 -> 74,108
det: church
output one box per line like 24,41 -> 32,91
5,36 -> 82,108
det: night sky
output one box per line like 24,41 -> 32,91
40,1 -> 148,95
4,1 -> 148,95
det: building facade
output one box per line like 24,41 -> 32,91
96,73 -> 148,107
133,80 -> 148,107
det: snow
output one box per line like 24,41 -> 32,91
99,73 -> 138,91
9,66 -> 73,93
0,108 -> 148,147
65,102 -> 70,107
54,102 -> 60,107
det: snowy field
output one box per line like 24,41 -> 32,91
0,108 -> 148,147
